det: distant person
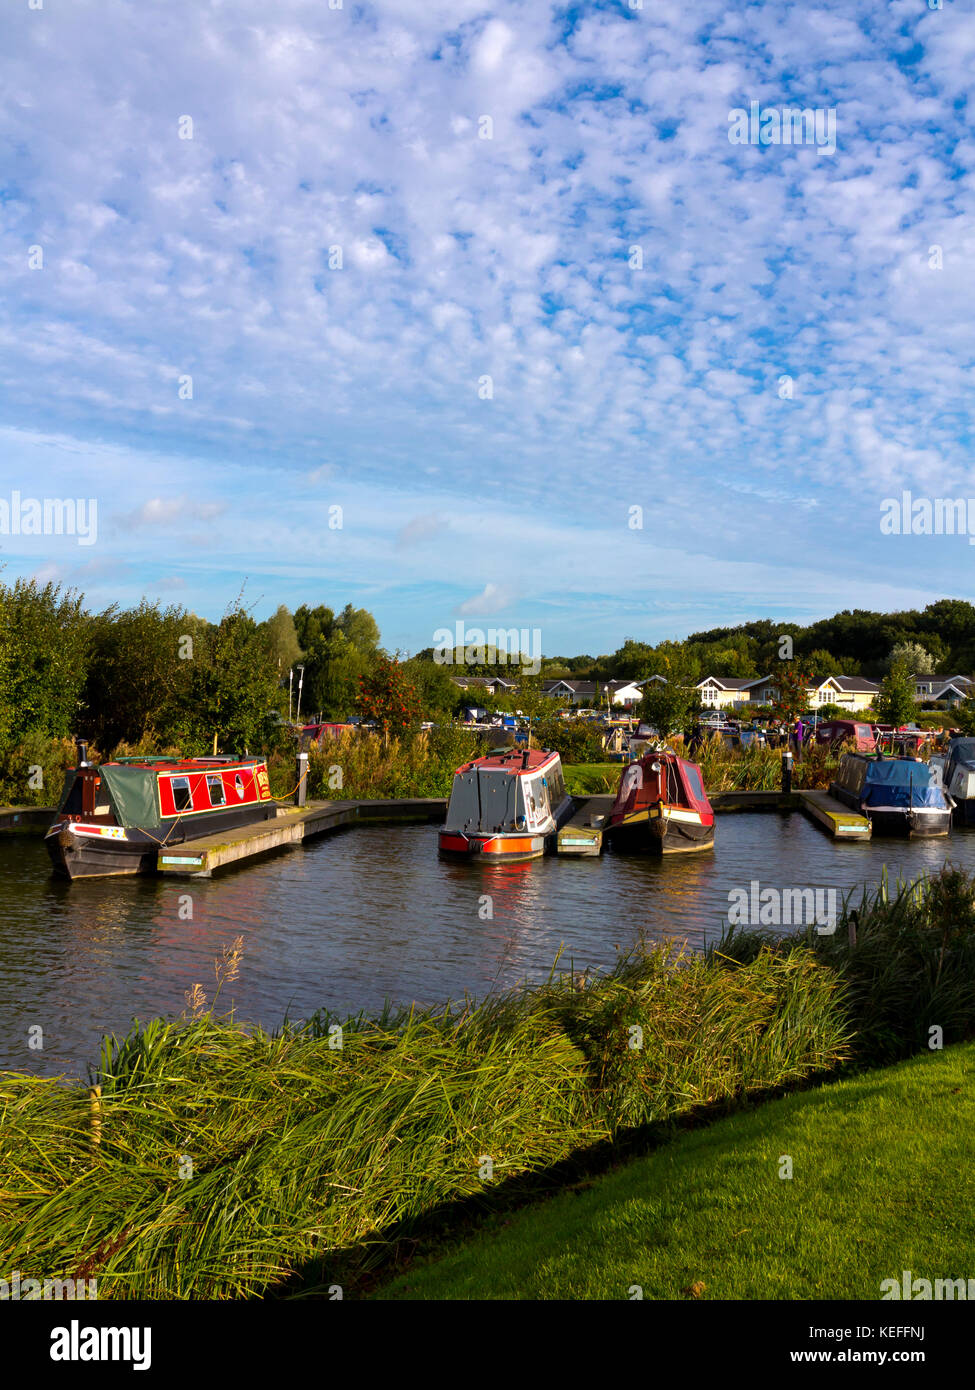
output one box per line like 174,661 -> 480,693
794,718 -> 804,757
687,723 -> 704,758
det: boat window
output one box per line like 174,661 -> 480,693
683,763 -> 705,801
207,774 -> 227,807
171,776 -> 192,812
235,774 -> 245,797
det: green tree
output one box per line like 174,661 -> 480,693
401,658 -> 462,721
0,579 -> 90,742
81,601 -> 198,750
804,648 -> 842,680
263,605 -> 302,675
534,716 -> 607,764
887,641 -> 934,676
306,630 -> 371,720
356,654 -> 423,746
334,603 -> 380,655
637,681 -> 700,738
875,660 -> 919,728
186,602 -> 283,752
511,673 -> 551,747
771,664 -> 813,724
293,604 -> 335,651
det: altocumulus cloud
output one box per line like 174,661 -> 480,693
0,0 -> 972,650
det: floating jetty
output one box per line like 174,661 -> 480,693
556,795 -> 614,857
0,785 -> 875,875
156,797 -> 447,876
0,806 -> 53,831
797,789 -> 872,840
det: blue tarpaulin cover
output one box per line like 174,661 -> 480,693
861,761 -> 947,809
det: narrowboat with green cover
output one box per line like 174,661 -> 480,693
45,750 -> 277,879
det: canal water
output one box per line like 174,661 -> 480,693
2,814 -> 974,1078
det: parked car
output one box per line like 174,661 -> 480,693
814,719 -> 876,752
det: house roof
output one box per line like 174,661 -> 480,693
542,678 -> 640,693
450,675 -> 518,690
816,675 -> 880,693
696,675 -> 772,691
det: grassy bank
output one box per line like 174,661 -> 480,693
372,1042 -> 975,1300
0,944 -> 849,1299
3,867 -> 974,1299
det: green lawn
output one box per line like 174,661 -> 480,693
563,763 -> 621,794
371,1043 -> 975,1300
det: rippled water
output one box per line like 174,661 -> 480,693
3,813 -> 974,1077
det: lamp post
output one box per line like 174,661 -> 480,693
295,664 -> 305,723
288,667 -> 294,723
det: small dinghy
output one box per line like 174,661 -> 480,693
438,746 -> 574,862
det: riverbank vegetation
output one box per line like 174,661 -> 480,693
0,575 -> 968,809
3,864 -> 975,1299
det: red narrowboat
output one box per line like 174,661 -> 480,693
606,747 -> 715,854
45,753 -> 277,879
438,747 -> 574,862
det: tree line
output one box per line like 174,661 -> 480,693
0,581 -> 459,757
2,580 -> 973,759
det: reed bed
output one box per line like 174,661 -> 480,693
693,737 -> 843,792
267,727 -> 481,801
0,942 -> 851,1299
715,865 -> 975,1066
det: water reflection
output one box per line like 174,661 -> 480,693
1,813 -> 972,1078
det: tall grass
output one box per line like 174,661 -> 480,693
714,865 -> 975,1066
267,727 -> 483,801
693,737 -> 843,792
0,941 -> 851,1299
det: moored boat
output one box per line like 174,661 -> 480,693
605,745 -> 715,854
438,747 -> 574,862
829,753 -> 952,838
939,737 -> 975,825
45,749 -> 278,879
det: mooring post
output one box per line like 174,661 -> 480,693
781,749 -> 793,796
295,752 -> 308,807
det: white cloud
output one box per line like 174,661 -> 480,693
122,497 -> 226,527
455,583 -> 516,617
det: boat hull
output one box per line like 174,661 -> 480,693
46,805 -> 279,879
829,784 -> 951,838
438,830 -> 549,862
868,808 -> 951,838
608,805 -> 715,855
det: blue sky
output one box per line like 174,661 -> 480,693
1,0 -> 973,656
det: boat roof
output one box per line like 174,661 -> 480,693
102,755 -> 265,771
454,747 -> 560,776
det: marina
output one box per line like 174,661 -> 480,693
4,809 -> 975,1080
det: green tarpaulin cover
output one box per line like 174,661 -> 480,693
99,765 -> 162,830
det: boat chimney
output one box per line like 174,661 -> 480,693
76,738 -> 90,768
